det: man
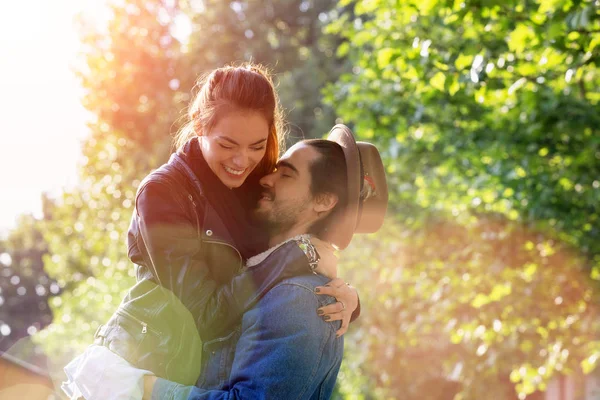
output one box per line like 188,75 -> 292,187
144,125 -> 388,399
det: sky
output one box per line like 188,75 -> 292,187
0,0 -> 107,233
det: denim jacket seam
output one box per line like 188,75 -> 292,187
166,383 -> 178,400
270,281 -> 324,294
202,325 -> 240,348
318,346 -> 343,400
293,305 -> 330,400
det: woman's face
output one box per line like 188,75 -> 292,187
200,110 -> 270,188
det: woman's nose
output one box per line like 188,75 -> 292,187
232,151 -> 249,168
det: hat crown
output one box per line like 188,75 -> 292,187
324,125 -> 388,249
355,142 -> 388,234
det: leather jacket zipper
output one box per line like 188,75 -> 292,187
188,194 -> 201,237
115,308 -> 160,336
186,192 -> 242,268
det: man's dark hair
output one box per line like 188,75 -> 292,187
303,139 -> 348,237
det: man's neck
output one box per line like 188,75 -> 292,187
268,222 -> 313,248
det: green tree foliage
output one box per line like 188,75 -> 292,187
326,0 -> 600,398
34,0 -> 184,369
0,214 -> 56,357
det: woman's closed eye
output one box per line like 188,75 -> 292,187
250,146 -> 265,151
219,143 -> 234,150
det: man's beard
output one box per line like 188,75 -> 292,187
253,191 -> 312,237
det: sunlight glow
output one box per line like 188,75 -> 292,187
0,0 -> 108,233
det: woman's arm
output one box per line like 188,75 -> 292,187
309,238 -> 361,336
133,182 -> 311,340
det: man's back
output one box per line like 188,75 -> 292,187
230,273 -> 344,399
152,273 -> 344,400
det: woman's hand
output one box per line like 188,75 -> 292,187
311,237 -> 338,279
142,375 -> 157,400
314,277 -> 359,337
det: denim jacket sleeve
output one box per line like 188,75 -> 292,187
151,282 -> 343,400
134,182 -> 310,340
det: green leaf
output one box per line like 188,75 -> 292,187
377,48 -> 397,69
455,54 -> 474,70
337,42 -> 350,58
449,78 -> 460,96
510,369 -> 521,383
588,35 -> 600,52
508,24 -> 534,53
353,30 -> 374,46
472,293 -> 490,308
489,283 -> 512,301
581,352 -> 599,374
431,72 -> 446,91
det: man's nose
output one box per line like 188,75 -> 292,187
259,172 -> 275,188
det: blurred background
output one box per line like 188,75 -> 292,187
0,0 -> 599,399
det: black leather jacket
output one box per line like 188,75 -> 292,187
94,151 -> 310,384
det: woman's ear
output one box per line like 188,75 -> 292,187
314,192 -> 339,214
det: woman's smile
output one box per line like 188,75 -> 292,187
223,164 -> 247,176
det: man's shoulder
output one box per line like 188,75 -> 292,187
269,273 -> 335,310
251,274 -> 340,333
279,274 -> 330,291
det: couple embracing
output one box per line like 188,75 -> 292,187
62,64 -> 388,400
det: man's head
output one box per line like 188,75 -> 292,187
253,139 -> 347,244
255,124 -> 388,248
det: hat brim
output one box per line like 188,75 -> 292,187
324,124 -> 362,250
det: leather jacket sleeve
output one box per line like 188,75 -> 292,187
134,182 -> 309,340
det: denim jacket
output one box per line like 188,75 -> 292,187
151,270 -> 344,400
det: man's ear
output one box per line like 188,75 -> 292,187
313,192 -> 338,214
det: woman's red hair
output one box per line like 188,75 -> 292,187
174,63 -> 285,177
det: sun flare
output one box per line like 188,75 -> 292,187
0,0 -> 108,232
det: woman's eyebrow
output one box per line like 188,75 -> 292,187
216,136 -> 267,146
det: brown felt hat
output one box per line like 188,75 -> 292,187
323,124 -> 388,249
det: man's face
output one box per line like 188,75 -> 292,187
254,143 -> 320,234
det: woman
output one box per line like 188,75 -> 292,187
62,64 -> 359,400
